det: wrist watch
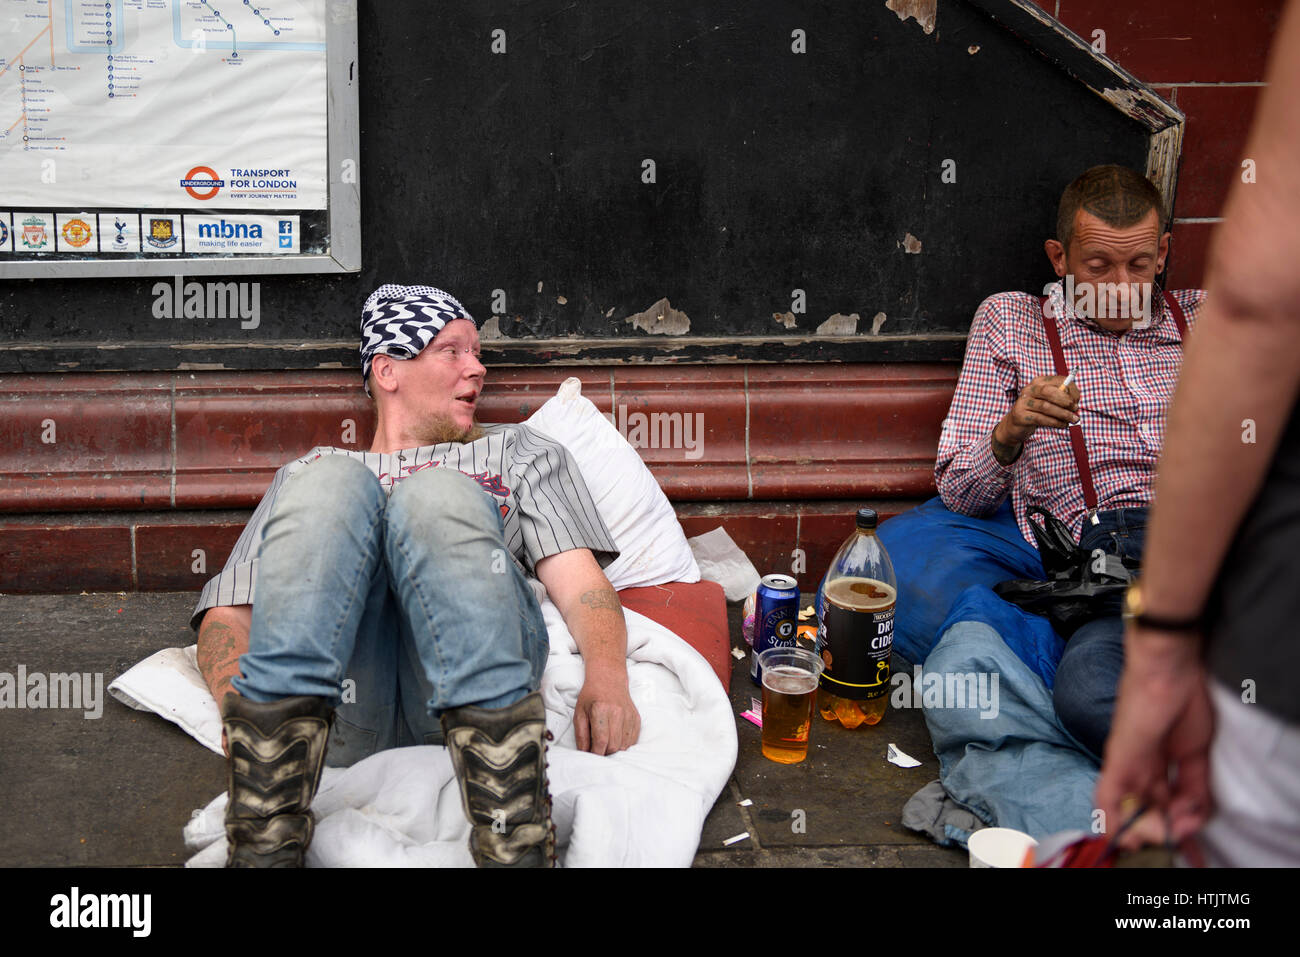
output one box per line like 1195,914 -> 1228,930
1123,581 -> 1202,633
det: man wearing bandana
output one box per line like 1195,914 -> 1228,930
191,284 -> 635,868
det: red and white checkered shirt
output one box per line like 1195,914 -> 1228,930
935,282 -> 1207,546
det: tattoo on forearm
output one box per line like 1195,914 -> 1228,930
579,587 -> 620,612
991,432 -> 1022,467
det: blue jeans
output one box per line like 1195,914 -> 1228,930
233,455 -> 549,768
1052,507 -> 1147,761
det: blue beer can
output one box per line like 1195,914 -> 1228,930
750,573 -> 800,685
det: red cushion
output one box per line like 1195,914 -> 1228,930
617,581 -> 730,689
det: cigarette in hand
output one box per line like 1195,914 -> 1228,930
1062,371 -> 1080,426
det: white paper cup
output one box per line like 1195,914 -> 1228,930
968,827 -> 1039,868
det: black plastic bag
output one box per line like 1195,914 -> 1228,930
993,507 -> 1138,638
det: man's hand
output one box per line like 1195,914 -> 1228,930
992,374 -> 1080,464
535,549 -> 641,755
574,666 -> 641,755
1095,625 -> 1214,851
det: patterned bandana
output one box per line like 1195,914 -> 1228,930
359,283 -> 480,395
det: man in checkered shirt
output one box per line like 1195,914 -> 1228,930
935,165 -> 1206,762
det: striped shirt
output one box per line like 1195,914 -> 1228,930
190,423 -> 618,630
935,282 -> 1206,546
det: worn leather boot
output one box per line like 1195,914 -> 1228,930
440,691 -> 557,867
221,693 -> 334,868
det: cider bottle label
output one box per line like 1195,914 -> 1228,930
817,577 -> 895,701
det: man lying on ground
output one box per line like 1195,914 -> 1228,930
191,283 -> 638,868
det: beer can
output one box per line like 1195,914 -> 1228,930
750,573 -> 800,686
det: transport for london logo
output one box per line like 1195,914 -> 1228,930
181,165 -> 224,200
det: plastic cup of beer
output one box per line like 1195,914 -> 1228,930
758,647 -> 825,764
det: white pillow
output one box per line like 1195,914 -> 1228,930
524,378 -> 701,590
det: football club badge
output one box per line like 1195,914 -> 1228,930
0,216 -> 9,251
61,217 -> 94,249
21,215 -> 50,250
148,217 -> 178,249
96,213 -> 140,252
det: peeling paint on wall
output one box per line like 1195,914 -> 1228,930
885,0 -> 936,35
901,232 -> 923,254
773,311 -> 798,329
625,297 -> 692,335
870,312 -> 888,335
815,313 -> 859,336
1102,87 -> 1177,127
480,316 -> 505,339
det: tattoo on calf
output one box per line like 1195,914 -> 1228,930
197,620 -> 242,698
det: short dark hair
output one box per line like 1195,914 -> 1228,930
1056,165 -> 1165,251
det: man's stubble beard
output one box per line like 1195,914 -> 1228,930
414,415 -> 487,446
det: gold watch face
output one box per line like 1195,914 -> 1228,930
1124,583 -> 1143,618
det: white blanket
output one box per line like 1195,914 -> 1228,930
109,598 -> 737,867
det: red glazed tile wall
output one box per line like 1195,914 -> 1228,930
0,366 -> 953,594
1031,0 -> 1285,289
1,365 -> 957,515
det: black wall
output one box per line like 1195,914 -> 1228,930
1,0 -> 1155,372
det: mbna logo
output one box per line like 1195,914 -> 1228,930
197,219 -> 264,239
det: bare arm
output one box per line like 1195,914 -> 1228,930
534,548 -> 640,755
196,604 -> 252,706
1135,9 -> 1300,622
1097,0 -> 1300,848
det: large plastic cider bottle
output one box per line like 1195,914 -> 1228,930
816,507 -> 897,729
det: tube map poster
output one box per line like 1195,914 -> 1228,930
0,0 -> 327,257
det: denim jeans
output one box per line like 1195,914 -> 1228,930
1052,507 -> 1147,761
232,455 -> 549,768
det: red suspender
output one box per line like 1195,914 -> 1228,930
1037,289 -> 1187,525
1163,290 -> 1188,338
1040,303 -> 1102,522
